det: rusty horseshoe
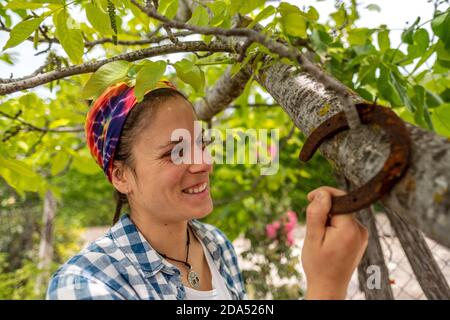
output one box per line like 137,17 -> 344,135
299,102 -> 411,215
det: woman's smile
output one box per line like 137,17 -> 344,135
181,181 -> 210,201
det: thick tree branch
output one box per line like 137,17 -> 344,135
0,41 -> 237,96
130,0 -> 361,129
255,61 -> 450,248
384,206 -> 450,299
194,66 -> 252,120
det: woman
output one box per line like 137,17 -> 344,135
46,80 -> 368,300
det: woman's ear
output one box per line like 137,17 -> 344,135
111,161 -> 131,194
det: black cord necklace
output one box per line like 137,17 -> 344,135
155,226 -> 200,289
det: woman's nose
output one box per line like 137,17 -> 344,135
188,144 -> 213,173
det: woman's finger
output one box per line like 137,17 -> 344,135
305,190 -> 332,245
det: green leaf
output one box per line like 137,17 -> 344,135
310,28 -> 332,52
384,48 -> 407,65
391,71 -> 414,112
401,17 -> 420,44
33,28 -> 39,49
174,59 -> 205,93
411,85 -> 426,127
377,30 -> 390,52
280,12 -> 307,38
306,6 -> 319,21
2,16 -> 44,50
330,5 -> 346,27
410,42 -> 435,74
187,6 -> 209,27
134,60 -> 167,102
54,9 -> 84,64
82,60 -> 131,99
431,10 -> 450,49
348,28 -> 372,46
407,28 -> 429,58
230,0 -> 264,15
0,155 -> 42,195
158,0 -> 178,19
0,155 -> 37,178
436,40 -> 450,68
94,0 -> 108,13
431,103 -> 450,137
5,1 -> 46,10
247,6 -> 276,29
86,3 -> 113,35
72,154 -> 101,175
278,2 -> 301,16
377,65 -> 402,107
365,4 -> 381,12
425,89 -> 444,108
0,53 -> 15,64
207,1 -> 227,26
51,151 -> 70,176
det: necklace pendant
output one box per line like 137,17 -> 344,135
187,270 -> 200,289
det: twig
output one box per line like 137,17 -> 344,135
0,111 -> 83,133
0,25 -> 196,48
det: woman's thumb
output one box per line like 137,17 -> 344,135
305,190 -> 332,245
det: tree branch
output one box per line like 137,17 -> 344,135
0,111 -> 83,133
130,0 -> 361,129
0,26 -> 196,48
0,41 -> 237,96
194,66 -> 252,120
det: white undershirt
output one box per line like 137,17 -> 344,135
184,236 -> 232,300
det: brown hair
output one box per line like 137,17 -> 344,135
112,88 -> 187,224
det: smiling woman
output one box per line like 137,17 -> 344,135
46,78 -> 368,300
46,80 -> 245,300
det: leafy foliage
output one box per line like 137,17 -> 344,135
0,0 -> 449,299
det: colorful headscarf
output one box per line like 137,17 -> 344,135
85,80 -> 177,183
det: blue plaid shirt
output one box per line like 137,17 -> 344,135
46,214 -> 246,300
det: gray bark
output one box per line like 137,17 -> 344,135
253,61 -> 450,249
194,67 -> 252,120
384,206 -> 450,299
356,207 -> 394,300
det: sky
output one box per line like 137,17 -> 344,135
0,0 -> 446,98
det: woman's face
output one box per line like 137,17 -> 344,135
126,96 -> 213,224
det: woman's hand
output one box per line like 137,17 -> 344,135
301,186 -> 369,300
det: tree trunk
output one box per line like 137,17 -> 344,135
356,207 -> 395,300
253,61 -> 450,248
384,206 -> 450,299
35,190 -> 57,295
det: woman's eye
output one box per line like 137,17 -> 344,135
165,146 -> 183,158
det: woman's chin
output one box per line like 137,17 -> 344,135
185,200 -> 213,220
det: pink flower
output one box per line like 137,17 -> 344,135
284,211 -> 298,246
284,211 -> 297,233
287,232 -> 295,246
265,221 -> 281,239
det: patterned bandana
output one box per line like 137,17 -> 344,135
85,80 -> 177,183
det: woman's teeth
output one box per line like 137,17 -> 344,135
183,182 -> 207,194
